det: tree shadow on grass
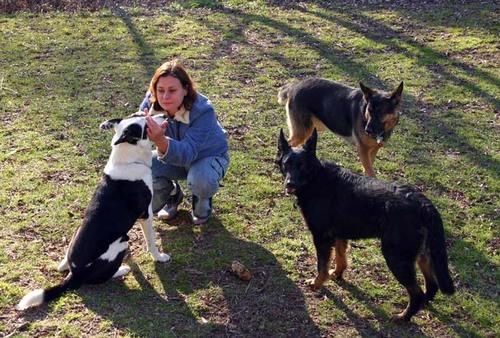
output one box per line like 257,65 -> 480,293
323,278 -> 477,338
112,5 -> 159,77
110,3 -> 497,182
318,280 -> 428,338
303,6 -> 499,107
74,214 -> 322,337
212,6 -> 499,181
266,0 -> 499,37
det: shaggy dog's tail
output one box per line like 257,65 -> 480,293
17,273 -> 83,310
277,82 -> 294,105
422,202 -> 456,295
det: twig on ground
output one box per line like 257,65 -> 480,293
0,77 -> 19,95
4,321 -> 29,338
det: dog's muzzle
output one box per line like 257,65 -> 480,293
365,128 -> 385,144
285,180 -> 297,195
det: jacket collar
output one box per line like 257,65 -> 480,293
173,106 -> 190,124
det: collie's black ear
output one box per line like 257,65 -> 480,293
114,124 -> 142,145
391,81 -> 404,105
114,130 -> 134,145
359,82 -> 374,99
100,118 -> 122,131
304,129 -> 317,155
278,129 -> 290,153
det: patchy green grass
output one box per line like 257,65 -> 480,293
1,1 -> 498,336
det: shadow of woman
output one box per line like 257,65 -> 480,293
76,213 -> 321,337
154,213 -> 322,337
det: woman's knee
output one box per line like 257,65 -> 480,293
187,172 -> 219,198
187,155 -> 228,197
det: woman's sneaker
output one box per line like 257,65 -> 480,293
191,196 -> 212,225
157,184 -> 184,220
191,213 -> 209,225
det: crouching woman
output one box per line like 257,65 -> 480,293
142,59 -> 229,225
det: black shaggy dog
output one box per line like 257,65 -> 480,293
276,129 -> 455,321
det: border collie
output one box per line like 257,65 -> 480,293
17,114 -> 171,310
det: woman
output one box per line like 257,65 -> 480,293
141,59 -> 229,225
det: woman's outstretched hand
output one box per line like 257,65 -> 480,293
145,111 -> 169,155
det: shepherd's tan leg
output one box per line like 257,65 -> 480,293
357,145 -> 376,177
286,105 -> 314,147
369,146 -> 381,166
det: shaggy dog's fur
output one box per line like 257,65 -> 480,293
276,129 -> 455,321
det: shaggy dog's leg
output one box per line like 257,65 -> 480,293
394,283 -> 426,321
333,240 -> 349,279
417,254 -> 439,302
309,237 -> 333,290
384,250 -> 425,321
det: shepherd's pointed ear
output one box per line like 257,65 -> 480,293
278,129 -> 291,153
391,81 -> 404,105
100,118 -> 122,131
359,82 -> 374,99
304,129 -> 318,155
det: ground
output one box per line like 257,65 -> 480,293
0,1 -> 498,337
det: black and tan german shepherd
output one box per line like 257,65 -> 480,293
276,129 -> 455,321
278,78 -> 403,177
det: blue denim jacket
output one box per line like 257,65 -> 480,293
140,92 -> 228,167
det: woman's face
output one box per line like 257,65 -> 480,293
156,75 -> 188,115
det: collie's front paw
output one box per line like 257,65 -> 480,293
154,252 -> 171,263
57,257 -> 69,272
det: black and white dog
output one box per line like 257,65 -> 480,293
17,114 -> 171,310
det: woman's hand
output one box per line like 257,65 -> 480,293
145,112 -> 169,155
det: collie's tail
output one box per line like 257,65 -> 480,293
17,273 -> 83,310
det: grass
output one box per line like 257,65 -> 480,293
0,0 -> 498,336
